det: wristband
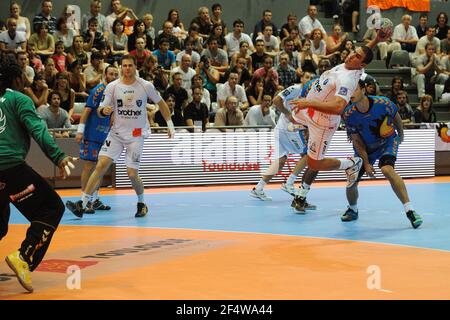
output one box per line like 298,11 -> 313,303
167,120 -> 174,131
77,123 -> 85,134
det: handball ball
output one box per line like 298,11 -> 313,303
378,18 -> 393,39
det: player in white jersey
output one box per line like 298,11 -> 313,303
67,55 -> 174,218
288,30 -> 388,212
251,84 -> 318,212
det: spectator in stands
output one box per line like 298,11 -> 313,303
128,20 -> 153,53
276,52 -> 298,88
139,54 -> 169,95
32,0 -> 57,34
27,43 -> 44,73
416,13 -> 428,39
171,54 -> 196,90
256,25 -> 280,57
253,55 -> 282,91
24,73 -> 49,108
435,12 -> 449,40
165,72 -> 189,115
310,28 -> 328,59
275,37 -> 302,78
342,0 -> 360,33
67,60 -> 88,102
281,14 -> 298,41
364,78 -> 380,96
184,86 -> 210,132
413,94 -> 436,123
0,21 -> 5,33
230,41 -> 253,73
386,76 -> 404,104
51,41 -> 67,73
53,17 -> 76,53
37,91 -> 72,137
167,9 -> 187,41
105,0 -> 138,38
317,58 -> 332,75
176,38 -> 200,68
246,76 -> 266,106
396,90 -> 414,124
439,49 -> 450,83
214,95 -> 244,131
326,24 -> 349,55
187,23 -> 204,53
283,26 -> 303,52
334,48 -> 350,66
191,6 -> 213,39
225,19 -> 254,57
342,39 -> 355,54
253,9 -> 279,43
53,72 -> 76,123
67,35 -> 89,69
81,0 -> 106,34
393,14 -> 419,53
208,23 -> 227,52
364,26 -> 400,61
441,77 -> 450,102
43,56 -> 57,88
29,22 -> 55,62
244,94 -> 276,131
415,26 -> 441,56
16,51 -> 34,87
142,13 -> 155,45
129,37 -> 151,71
0,18 -> 27,57
226,56 -> 252,87
153,93 -> 185,129
217,71 -> 249,110
298,5 -> 326,40
85,51 -> 107,91
61,5 -> 80,36
196,55 -> 220,102
153,37 -> 176,71
202,37 -> 228,73
83,17 -> 105,53
9,2 -> 31,39
299,71 -> 313,90
187,74 -> 211,110
251,39 -> 267,71
441,29 -> 450,55
299,40 -> 319,75
156,21 -> 181,55
211,3 -> 227,35
108,19 -> 128,66
413,43 -> 446,97
323,0 -> 340,21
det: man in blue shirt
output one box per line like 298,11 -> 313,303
341,80 -> 422,228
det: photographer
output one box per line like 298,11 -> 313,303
196,55 -> 220,102
139,54 -> 169,95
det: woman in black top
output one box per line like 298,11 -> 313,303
413,95 -> 437,123
435,12 -> 450,40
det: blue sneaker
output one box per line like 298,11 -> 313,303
406,210 -> 423,229
341,207 -> 358,221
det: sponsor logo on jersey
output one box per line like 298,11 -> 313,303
117,99 -> 123,108
338,87 -> 348,96
323,79 -> 329,85
136,100 -> 143,107
117,109 -> 142,116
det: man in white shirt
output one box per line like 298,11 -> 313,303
170,54 -> 196,90
0,18 -> 26,56
67,54 -> 174,219
256,25 -> 280,57
16,51 -> 34,87
225,19 -> 254,57
217,71 -> 249,111
244,95 -> 276,130
298,5 -> 326,40
392,14 -> 419,53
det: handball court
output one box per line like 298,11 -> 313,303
1,177 -> 450,300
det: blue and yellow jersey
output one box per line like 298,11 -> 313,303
342,95 -> 398,152
83,83 -> 111,143
300,78 -> 316,98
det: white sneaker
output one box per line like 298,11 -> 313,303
345,157 -> 363,188
281,183 -> 296,196
250,188 -> 272,201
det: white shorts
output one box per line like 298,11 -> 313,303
273,128 -> 307,159
293,109 -> 339,160
99,131 -> 145,169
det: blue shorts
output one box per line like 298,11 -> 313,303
80,140 -> 103,162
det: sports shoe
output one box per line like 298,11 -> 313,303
135,202 -> 148,218
281,183 -> 296,196
345,157 -> 363,188
341,207 -> 359,221
92,199 -> 111,211
250,188 -> 272,201
5,251 -> 33,293
84,201 -> 95,214
66,200 -> 84,218
406,210 -> 423,229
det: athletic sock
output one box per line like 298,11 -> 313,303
137,193 -> 144,203
81,192 -> 93,208
286,174 -> 297,186
339,159 -> 355,170
349,204 -> 358,212
403,202 -> 414,213
255,180 -> 266,191
302,182 -> 311,190
92,190 -> 99,201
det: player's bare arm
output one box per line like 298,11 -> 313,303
290,96 -> 347,115
351,133 -> 374,177
76,107 -> 92,143
394,111 -> 404,143
157,99 -> 175,138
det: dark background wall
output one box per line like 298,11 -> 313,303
1,0 -> 449,37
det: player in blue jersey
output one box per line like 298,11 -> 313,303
341,80 -> 423,228
66,65 -> 119,214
